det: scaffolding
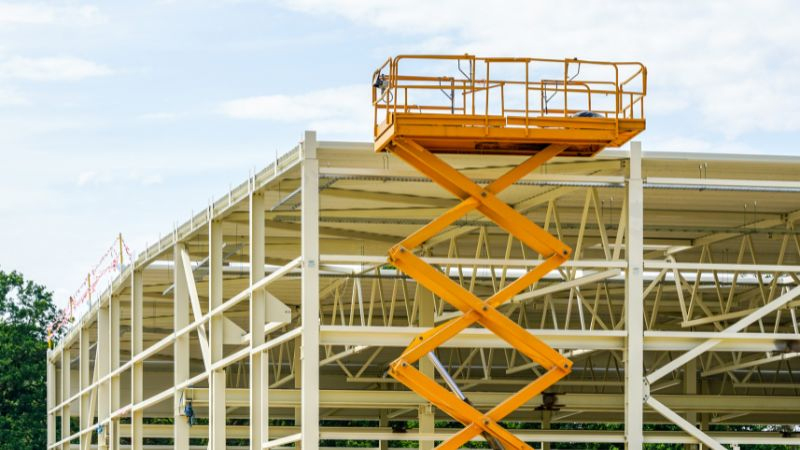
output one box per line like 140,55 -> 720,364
45,56 -> 800,450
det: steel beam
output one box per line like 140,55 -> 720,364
173,244 -> 191,449
60,346 -> 71,450
647,284 -> 800,384
417,283 -> 434,450
209,218 -> 226,449
645,277 -> 800,449
130,270 -> 143,450
683,359 -> 697,450
646,397 -> 724,450
319,326 -> 798,353
320,326 -> 625,350
301,130 -> 321,450
97,303 -> 110,449
103,424 -> 800,445
47,354 -> 55,446
251,190 -> 268,448
181,388 -> 800,414
110,293 -> 120,449
179,247 -> 211,371
701,352 -> 800,377
80,325 -> 91,450
625,141 -> 644,449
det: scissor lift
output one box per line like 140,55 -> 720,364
373,55 -> 646,450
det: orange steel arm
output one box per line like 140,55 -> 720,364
384,139 -> 573,450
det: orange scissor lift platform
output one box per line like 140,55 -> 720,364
373,55 -> 646,450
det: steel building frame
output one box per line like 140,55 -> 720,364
47,131 -> 800,449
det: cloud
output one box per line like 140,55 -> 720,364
0,56 -> 113,81
645,136 -> 766,155
272,0 -> 800,138
139,111 -> 181,121
646,137 -> 713,153
0,3 -> 104,25
76,171 -> 99,186
220,84 -> 371,137
77,170 -> 163,187
0,87 -> 28,105
647,94 -> 689,116
0,3 -> 55,24
272,0 -> 465,35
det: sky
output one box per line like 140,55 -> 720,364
1,0 -> 799,310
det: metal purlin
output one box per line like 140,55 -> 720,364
385,138 -> 574,450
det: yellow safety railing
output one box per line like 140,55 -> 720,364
372,54 -> 647,137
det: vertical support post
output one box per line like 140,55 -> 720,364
80,325 -> 91,450
110,294 -> 120,450
250,189 -> 267,448
209,219 -> 227,449
684,359 -> 698,450
542,411 -> 551,450
47,353 -> 56,446
60,347 -> 71,450
174,244 -> 191,450
625,141 -> 644,449
293,341 -> 302,429
97,303 -> 110,450
131,270 -> 144,450
301,130 -> 320,450
418,286 -> 435,450
379,410 -> 389,450
700,412 -> 710,450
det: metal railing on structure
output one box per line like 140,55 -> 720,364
372,54 -> 646,135
46,234 -> 132,347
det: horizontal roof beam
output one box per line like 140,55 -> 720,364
320,326 -> 797,353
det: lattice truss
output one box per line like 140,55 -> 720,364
310,154 -> 800,428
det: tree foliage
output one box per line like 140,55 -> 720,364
0,269 -> 60,448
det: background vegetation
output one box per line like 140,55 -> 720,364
0,269 -> 61,448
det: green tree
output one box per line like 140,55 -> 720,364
0,269 -> 60,448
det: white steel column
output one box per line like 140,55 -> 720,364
79,325 -> 91,450
700,413 -> 710,450
110,294 -> 120,450
209,218 -> 226,449
97,303 -> 110,450
293,341 -> 302,431
683,359 -> 698,450
379,410 -> 389,450
250,189 -> 268,448
542,411 -> 551,450
130,270 -> 144,450
60,346 -> 70,450
625,141 -> 644,449
418,286 -> 435,450
301,130 -> 320,450
47,353 -> 56,446
174,244 -> 191,450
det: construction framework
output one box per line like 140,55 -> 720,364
46,134 -> 800,449
46,56 -> 800,450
